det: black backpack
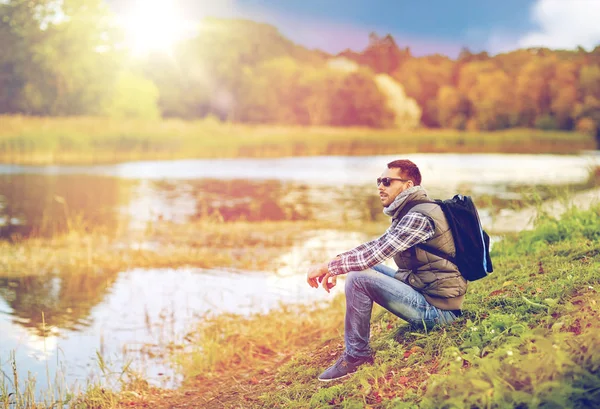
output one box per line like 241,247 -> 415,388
398,195 -> 493,281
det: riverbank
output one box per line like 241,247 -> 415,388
2,196 -> 599,407
113,203 -> 600,408
0,115 -> 594,165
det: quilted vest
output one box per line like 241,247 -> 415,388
391,189 -> 467,310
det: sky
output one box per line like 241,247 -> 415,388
106,0 -> 600,58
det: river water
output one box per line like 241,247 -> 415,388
1,153 -> 598,396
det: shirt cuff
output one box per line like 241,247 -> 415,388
328,258 -> 345,276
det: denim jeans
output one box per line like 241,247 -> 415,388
344,264 -> 459,360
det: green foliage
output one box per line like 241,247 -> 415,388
495,205 -> 600,255
103,70 -> 160,119
0,0 -> 123,116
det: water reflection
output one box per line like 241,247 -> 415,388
0,176 -> 382,237
0,230 -> 367,393
123,179 -> 383,226
187,179 -> 379,223
0,270 -> 120,336
0,174 -> 127,238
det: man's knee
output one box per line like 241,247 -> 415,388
345,271 -> 362,293
345,270 -> 373,292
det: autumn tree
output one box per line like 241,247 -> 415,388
549,60 -> 579,129
339,33 -> 411,74
394,55 -> 455,126
574,65 -> 600,145
329,69 -> 395,127
436,85 -> 470,129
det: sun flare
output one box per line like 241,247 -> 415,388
122,0 -> 192,56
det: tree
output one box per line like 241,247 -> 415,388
466,69 -> 514,130
514,58 -> 555,126
394,56 -> 455,126
303,69 -> 344,126
338,33 -> 411,74
549,60 -> 579,129
573,95 -> 600,147
0,0 -> 51,113
234,57 -> 311,124
103,70 -> 160,119
330,69 -> 395,128
436,85 -> 470,129
579,65 -> 600,100
0,0 -> 123,115
374,74 -> 421,129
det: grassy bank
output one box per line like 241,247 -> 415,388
125,205 -> 600,409
0,116 -> 595,165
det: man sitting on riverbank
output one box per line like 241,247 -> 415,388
307,159 -> 466,382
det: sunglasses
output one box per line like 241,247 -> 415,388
376,177 -> 410,187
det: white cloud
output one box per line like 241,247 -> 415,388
518,0 -> 600,50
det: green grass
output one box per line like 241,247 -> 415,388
168,204 -> 600,408
0,115 -> 595,165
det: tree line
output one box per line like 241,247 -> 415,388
1,0 -> 600,143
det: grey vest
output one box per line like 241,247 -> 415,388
391,190 -> 467,310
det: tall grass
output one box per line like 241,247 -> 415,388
0,351 -> 151,409
0,115 -> 594,165
1,315 -> 76,409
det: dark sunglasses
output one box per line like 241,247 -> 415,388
377,177 -> 410,187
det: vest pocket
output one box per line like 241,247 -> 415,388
406,273 -> 428,290
425,275 -> 466,298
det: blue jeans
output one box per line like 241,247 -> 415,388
344,264 -> 459,360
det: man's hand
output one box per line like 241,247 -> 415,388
321,272 -> 337,293
307,262 -> 338,293
307,262 -> 328,288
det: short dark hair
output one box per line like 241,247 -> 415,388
387,159 -> 422,186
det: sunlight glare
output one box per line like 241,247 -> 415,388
122,0 -> 192,56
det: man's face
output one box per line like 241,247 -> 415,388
378,167 -> 412,207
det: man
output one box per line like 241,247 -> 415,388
307,159 -> 466,382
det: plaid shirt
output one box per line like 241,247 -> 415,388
327,212 -> 435,276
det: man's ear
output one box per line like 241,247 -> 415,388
407,180 -> 414,188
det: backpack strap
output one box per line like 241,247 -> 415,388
393,199 -> 458,268
392,199 -> 434,222
418,243 -> 457,266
